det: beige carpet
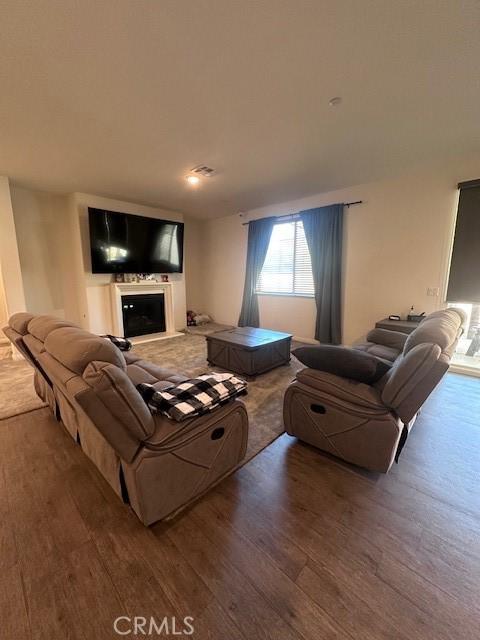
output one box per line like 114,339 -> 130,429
133,334 -> 304,461
0,342 -> 12,360
0,358 -> 46,419
0,333 -> 303,462
184,322 -> 235,336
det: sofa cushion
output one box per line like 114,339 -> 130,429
292,345 -> 391,384
45,326 -> 126,374
131,358 -> 187,381
382,343 -> 443,422
126,361 -> 187,387
23,333 -> 46,358
124,352 -> 143,365
366,328 -> 408,352
82,361 -> 154,441
8,312 -> 34,335
295,368 -> 386,409
353,341 -> 400,363
404,308 -> 464,356
28,315 -> 77,342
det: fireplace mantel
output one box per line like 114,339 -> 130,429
110,282 -> 182,342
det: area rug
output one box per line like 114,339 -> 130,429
184,322 -> 235,336
0,358 -> 46,420
133,333 -> 303,462
0,333 -> 304,462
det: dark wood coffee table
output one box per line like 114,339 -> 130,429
206,327 -> 292,378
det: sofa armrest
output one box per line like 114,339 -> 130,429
296,368 -> 386,411
366,328 -> 408,351
143,400 -> 247,451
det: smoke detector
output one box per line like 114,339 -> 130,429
191,165 -> 217,178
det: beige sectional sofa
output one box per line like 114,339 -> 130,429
4,314 -> 248,525
284,308 -> 465,472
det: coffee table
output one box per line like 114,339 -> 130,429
206,327 -> 292,378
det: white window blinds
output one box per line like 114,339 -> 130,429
256,220 -> 314,296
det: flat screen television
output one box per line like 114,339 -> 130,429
88,208 -> 184,274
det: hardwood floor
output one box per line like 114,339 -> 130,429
1,372 -> 479,639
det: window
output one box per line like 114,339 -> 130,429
448,303 -> 480,372
256,220 -> 314,296
447,180 -> 480,303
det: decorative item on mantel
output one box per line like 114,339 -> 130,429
161,274 -> 169,282
112,273 -> 160,283
136,273 -> 157,282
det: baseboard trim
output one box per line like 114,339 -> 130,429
130,331 -> 184,345
449,364 -> 480,379
293,335 -> 318,345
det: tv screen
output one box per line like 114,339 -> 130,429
88,208 -> 184,274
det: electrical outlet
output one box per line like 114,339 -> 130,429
427,287 -> 440,297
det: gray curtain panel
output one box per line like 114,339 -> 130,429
300,204 -> 344,344
238,216 -> 276,327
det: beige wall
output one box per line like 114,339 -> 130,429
0,262 -> 8,338
10,187 -> 67,317
200,155 -> 480,344
184,216 -> 206,312
10,187 -> 90,326
0,177 -> 26,325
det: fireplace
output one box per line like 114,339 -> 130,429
121,293 -> 166,338
110,281 -> 181,341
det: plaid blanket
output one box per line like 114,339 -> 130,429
137,372 -> 247,421
102,334 -> 132,351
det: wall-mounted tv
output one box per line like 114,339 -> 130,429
88,208 -> 184,274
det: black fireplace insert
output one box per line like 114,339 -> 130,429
121,293 -> 166,338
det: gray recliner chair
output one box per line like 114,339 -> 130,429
284,308 -> 465,472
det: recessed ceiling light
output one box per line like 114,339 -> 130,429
328,96 -> 342,107
186,175 -> 200,185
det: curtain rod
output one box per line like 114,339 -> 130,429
241,200 -> 363,225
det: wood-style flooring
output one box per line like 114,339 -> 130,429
1,372 -> 479,639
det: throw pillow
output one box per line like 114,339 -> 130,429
292,345 -> 391,384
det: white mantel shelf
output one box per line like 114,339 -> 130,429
110,281 -> 183,343
112,281 -> 173,287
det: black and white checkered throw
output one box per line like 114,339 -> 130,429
137,373 -> 247,421
101,334 -> 132,351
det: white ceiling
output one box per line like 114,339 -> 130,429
1,0 -> 479,218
